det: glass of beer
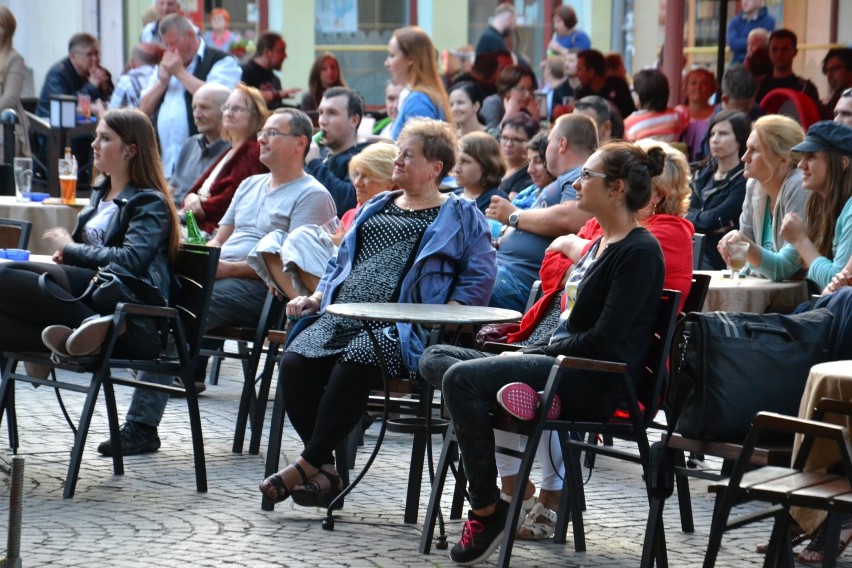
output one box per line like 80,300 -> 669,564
58,158 -> 77,205
727,242 -> 749,285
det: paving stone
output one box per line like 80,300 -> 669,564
1,354 -> 851,566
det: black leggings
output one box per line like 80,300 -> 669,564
0,262 -> 97,352
279,352 -> 382,469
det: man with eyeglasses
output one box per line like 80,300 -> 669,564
97,108 -> 336,456
303,87 -> 371,216
139,14 -> 241,177
484,113 -> 597,311
822,48 -> 852,121
168,83 -> 232,206
36,33 -> 112,118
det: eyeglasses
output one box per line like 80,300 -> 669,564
256,128 -> 300,140
579,169 -> 610,182
221,104 -> 252,114
842,88 -> 852,98
73,50 -> 99,59
511,86 -> 534,95
500,135 -> 529,146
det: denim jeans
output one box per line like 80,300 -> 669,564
421,343 -> 618,509
126,277 -> 268,427
488,263 -> 532,313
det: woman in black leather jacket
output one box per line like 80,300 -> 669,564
0,108 -> 180,361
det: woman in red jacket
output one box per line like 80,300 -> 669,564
181,83 -> 270,235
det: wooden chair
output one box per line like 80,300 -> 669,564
693,233 -> 707,270
0,218 -> 32,249
704,399 -> 852,567
419,289 -> 681,567
201,290 -> 285,453
0,244 -> 219,498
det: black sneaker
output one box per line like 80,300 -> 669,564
450,499 -> 509,565
97,421 -> 161,456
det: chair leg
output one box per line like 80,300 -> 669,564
63,374 -> 104,498
642,495 -> 668,568
675,450 -> 695,533
181,370 -> 207,493
565,441 -> 587,552
208,355 -> 222,386
763,508 -> 794,568
249,341 -> 281,455
419,424 -> 457,554
101,379 -> 124,477
404,423 -> 427,524
0,357 -> 19,452
262,372 -> 288,511
232,357 -> 259,454
554,431 -> 572,545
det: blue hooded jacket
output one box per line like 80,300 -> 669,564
298,191 -> 497,372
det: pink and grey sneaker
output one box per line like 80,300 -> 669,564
496,382 -> 562,421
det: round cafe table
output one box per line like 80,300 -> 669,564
696,270 -> 809,313
0,195 -> 83,255
791,361 -> 852,533
260,302 -> 522,527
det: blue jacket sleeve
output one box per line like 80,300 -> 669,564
449,204 -> 497,306
807,201 -> 852,289
391,91 -> 442,139
753,243 -> 803,282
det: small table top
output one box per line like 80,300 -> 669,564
0,254 -> 54,264
326,302 -> 522,326
696,270 -> 809,313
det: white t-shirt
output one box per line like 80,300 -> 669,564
82,200 -> 120,247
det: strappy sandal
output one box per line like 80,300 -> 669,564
516,502 -> 558,540
258,462 -> 309,503
796,515 -> 852,565
755,520 -> 808,554
291,468 -> 345,508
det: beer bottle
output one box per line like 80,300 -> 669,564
184,211 -> 206,245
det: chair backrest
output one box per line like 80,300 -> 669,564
171,244 -> 220,359
524,280 -> 543,312
681,273 -> 711,315
637,289 -> 681,421
692,233 -> 706,270
0,218 -> 32,249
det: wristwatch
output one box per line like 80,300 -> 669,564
508,211 -> 521,229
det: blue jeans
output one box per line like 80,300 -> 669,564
488,263 -> 532,313
126,277 -> 268,427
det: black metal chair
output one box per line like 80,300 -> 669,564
202,290 -> 285,453
420,289 -> 681,567
0,244 -> 219,498
0,218 -> 32,249
681,273 -> 711,315
693,233 -> 707,270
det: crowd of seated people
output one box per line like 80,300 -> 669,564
11,7 -> 852,566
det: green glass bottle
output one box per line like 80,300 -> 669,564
185,211 -> 206,245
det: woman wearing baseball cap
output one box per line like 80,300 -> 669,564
720,120 -> 852,290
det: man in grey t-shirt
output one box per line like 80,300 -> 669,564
98,109 -> 336,457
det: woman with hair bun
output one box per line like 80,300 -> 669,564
419,140 -> 668,565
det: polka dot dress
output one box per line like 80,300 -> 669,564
514,290 -> 563,346
287,202 -> 441,376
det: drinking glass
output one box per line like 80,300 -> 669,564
727,242 -> 749,285
13,157 -> 32,201
58,158 -> 77,205
77,94 -> 91,121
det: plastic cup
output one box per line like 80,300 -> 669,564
4,249 -> 30,261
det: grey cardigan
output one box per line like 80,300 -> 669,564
738,168 -> 807,253
0,50 -> 31,160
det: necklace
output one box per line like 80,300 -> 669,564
399,194 -> 442,211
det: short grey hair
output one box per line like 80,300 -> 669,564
158,13 -> 194,36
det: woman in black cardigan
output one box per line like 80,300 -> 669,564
419,141 -> 666,565
0,109 -> 179,363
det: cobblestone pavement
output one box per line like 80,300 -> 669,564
0,355 -> 849,567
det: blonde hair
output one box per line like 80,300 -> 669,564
752,114 -> 805,173
392,26 -> 453,126
223,83 -> 270,143
635,139 -> 691,216
348,142 -> 398,186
